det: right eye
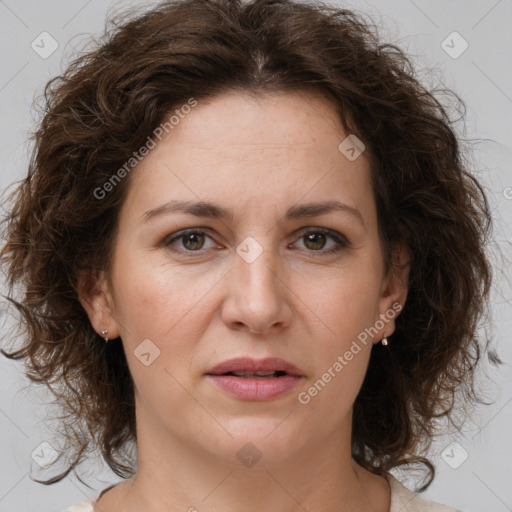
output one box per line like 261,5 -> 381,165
164,229 -> 218,254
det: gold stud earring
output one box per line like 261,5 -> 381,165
101,329 -> 109,343
381,336 -> 389,346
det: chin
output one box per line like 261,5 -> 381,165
205,417 -> 312,469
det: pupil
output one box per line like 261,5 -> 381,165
305,232 -> 325,250
184,233 -> 204,250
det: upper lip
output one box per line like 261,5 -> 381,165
206,357 -> 304,377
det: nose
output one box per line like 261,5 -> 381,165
220,243 -> 293,336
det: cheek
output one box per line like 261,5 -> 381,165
112,251 -> 217,339
296,270 -> 381,406
299,278 -> 377,418
302,268 -> 382,339
111,256 -> 223,396
115,268 -> 202,410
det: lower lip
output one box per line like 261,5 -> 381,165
206,374 -> 302,401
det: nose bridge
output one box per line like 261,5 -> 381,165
235,233 -> 280,299
226,233 -> 290,333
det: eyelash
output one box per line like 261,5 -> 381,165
163,227 -> 349,258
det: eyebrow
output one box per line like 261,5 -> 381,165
142,199 -> 364,227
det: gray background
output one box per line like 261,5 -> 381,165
0,1 -> 511,511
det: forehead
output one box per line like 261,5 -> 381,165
121,90 -> 375,226
178,89 -> 344,144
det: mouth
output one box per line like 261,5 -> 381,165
205,357 -> 304,378
215,370 -> 288,378
205,357 -> 304,401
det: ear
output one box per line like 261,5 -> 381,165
76,267 -> 121,340
374,241 -> 410,343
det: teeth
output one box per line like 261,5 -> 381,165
231,370 -> 279,377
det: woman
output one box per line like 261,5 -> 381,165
0,0 -> 498,510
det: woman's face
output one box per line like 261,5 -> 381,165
82,90 -> 408,467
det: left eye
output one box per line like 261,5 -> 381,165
164,228 -> 348,257
293,229 -> 348,256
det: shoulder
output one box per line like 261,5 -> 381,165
387,474 -> 460,512
62,477 -> 460,512
63,482 -> 117,512
62,499 -> 94,512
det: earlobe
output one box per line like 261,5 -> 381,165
76,268 -> 120,340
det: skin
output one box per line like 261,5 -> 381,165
79,89 -> 409,512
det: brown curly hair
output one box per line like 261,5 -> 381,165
0,0 -> 499,492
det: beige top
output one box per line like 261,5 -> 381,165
63,474 -> 459,511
